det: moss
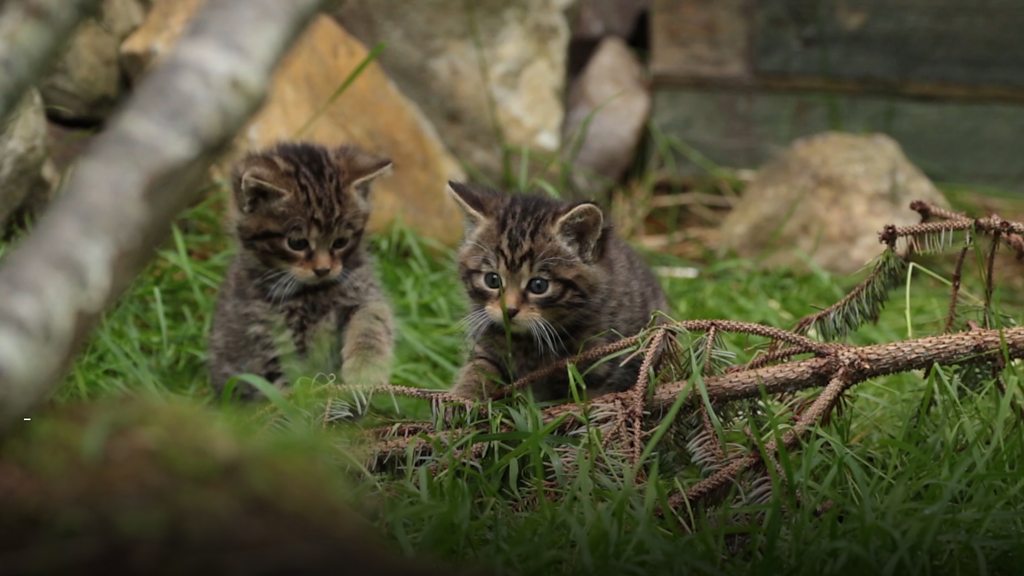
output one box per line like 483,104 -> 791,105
0,397 -> 464,576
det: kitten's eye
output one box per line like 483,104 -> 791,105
527,277 -> 549,295
286,237 -> 309,251
331,237 -> 348,251
483,272 -> 502,290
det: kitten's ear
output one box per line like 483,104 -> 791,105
234,160 -> 290,214
446,181 -> 491,233
554,202 -> 604,261
338,146 -> 393,199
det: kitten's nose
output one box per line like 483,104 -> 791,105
506,307 -> 519,318
313,267 -> 330,278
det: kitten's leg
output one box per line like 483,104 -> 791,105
340,300 -> 395,388
209,314 -> 286,401
451,351 -> 505,400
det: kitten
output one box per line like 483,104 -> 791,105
208,141 -> 395,400
448,182 -> 669,401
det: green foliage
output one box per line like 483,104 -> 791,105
4,187 -> 1024,575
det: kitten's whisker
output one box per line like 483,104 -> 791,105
267,273 -> 289,303
528,321 -> 545,355
460,308 -> 492,342
536,317 -> 566,357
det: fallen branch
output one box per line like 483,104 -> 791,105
364,204 -> 1023,514
0,0 -> 326,427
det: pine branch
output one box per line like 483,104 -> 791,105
945,243 -> 971,333
362,201 -> 1024,513
792,248 -> 908,341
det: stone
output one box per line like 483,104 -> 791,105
39,0 -> 150,123
119,0 -> 201,81
563,36 -> 649,199
119,5 -> 467,244
717,132 -> 950,275
0,90 -> 58,234
235,15 -> 467,244
335,0 -> 573,175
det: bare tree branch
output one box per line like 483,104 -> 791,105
0,0 -> 102,123
0,0 -> 326,427
651,326 -> 1024,409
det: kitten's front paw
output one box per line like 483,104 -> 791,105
341,359 -> 390,390
450,368 -> 502,401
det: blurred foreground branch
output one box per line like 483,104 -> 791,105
0,0 -> 326,427
0,0 -> 101,123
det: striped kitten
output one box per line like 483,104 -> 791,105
448,182 -> 669,400
208,142 -> 395,399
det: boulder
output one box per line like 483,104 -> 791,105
119,0 -> 201,81
563,36 -> 649,199
335,0 -> 573,175
39,0 -> 150,123
236,16 -> 466,244
118,4 -> 467,245
717,132 -> 950,275
0,90 -> 59,235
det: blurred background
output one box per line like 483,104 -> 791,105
5,0 -> 1023,273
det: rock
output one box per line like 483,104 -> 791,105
335,0 -> 573,175
236,15 -> 466,244
119,5 -> 467,245
573,0 -> 649,39
0,90 -> 59,235
39,0 -> 150,123
717,132 -> 950,275
563,36 -> 649,199
119,0 -> 201,81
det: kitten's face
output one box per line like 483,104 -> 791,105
232,143 -> 391,290
449,182 -> 607,351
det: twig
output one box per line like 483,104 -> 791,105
498,333 -> 647,398
698,326 -> 726,464
673,369 -> 854,508
945,244 -> 970,333
626,328 -> 667,463
910,200 -> 970,224
984,232 -> 1000,328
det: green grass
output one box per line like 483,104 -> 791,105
13,186 -> 1024,575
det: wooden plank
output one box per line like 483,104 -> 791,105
650,0 -> 750,80
651,87 -> 1024,191
754,0 -> 1024,90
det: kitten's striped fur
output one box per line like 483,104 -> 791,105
208,142 -> 394,399
448,182 -> 669,400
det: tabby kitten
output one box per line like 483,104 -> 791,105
208,141 -> 395,399
448,182 -> 669,400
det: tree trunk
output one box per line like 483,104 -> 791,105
0,0 -> 326,427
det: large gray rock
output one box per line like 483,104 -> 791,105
39,0 -> 150,123
335,0 -> 573,175
718,132 -> 950,274
0,90 -> 58,233
563,36 -> 649,199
